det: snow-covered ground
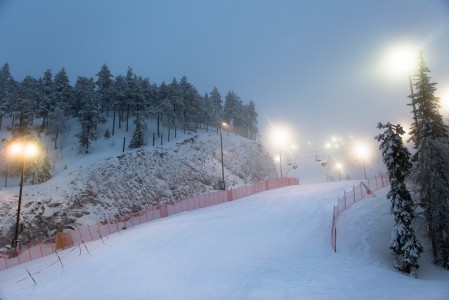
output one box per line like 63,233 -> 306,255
1,181 -> 448,300
0,116 -> 277,247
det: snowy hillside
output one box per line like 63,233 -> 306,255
0,116 -> 277,248
1,182 -> 448,299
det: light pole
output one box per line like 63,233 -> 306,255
272,127 -> 288,178
355,144 -> 368,180
361,160 -> 367,180
9,141 -> 38,248
219,123 -> 226,190
336,163 -> 342,181
279,149 -> 283,177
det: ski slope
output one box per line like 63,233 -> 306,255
1,181 -> 448,299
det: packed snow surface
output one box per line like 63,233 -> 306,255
1,182 -> 448,299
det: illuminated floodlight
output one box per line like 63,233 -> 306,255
9,141 -> 38,158
9,143 -> 23,155
355,143 -> 369,160
385,43 -> 418,75
269,124 -> 292,148
439,89 -> 449,114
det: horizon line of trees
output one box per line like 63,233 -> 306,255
0,62 -> 259,153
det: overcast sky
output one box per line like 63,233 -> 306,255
1,0 -> 449,179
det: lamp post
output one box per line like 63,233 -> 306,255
9,141 -> 38,247
361,160 -> 367,180
336,163 -> 342,181
272,127 -> 288,178
355,144 -> 368,180
219,123 -> 226,190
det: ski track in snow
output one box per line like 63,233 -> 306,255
1,181 -> 448,299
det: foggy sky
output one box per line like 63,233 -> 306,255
1,0 -> 449,181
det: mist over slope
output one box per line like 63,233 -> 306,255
0,123 -> 277,248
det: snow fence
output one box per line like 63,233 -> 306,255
0,177 -> 299,271
331,174 -> 389,252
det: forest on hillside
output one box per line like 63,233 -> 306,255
0,63 -> 259,152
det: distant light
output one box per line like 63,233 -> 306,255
269,125 -> 291,147
439,88 -> 449,114
355,143 -> 369,160
385,43 -> 418,75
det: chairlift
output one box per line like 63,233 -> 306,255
315,152 -> 321,162
320,155 -> 327,167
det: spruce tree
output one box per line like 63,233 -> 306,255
35,153 -> 52,183
95,64 -> 113,114
74,77 -> 105,153
53,68 -> 72,117
209,87 -> 222,124
39,69 -> 54,131
129,112 -> 147,149
0,62 -> 17,130
376,122 -> 423,275
409,52 -> 449,268
10,76 -> 38,136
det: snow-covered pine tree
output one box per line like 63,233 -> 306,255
209,87 -> 222,124
10,76 -> 38,137
168,77 -> 181,128
223,91 -> 240,125
35,152 -> 52,183
74,77 -> 105,153
159,81 -> 174,129
375,122 -> 423,275
39,69 -> 54,132
50,68 -> 71,148
112,75 -> 127,132
128,112 -> 147,149
0,62 -> 17,130
409,52 -> 449,269
53,68 -> 72,118
95,64 -> 113,115
244,100 -> 258,140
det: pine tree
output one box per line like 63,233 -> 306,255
129,112 -> 147,149
35,153 -> 52,183
244,100 -> 258,140
53,68 -> 72,117
112,75 -> 127,132
408,52 -> 448,150
376,122 -> 423,275
409,52 -> 449,268
74,77 -> 105,153
95,64 -> 113,114
39,69 -> 54,132
0,62 -> 17,130
209,87 -> 222,124
10,76 -> 38,137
